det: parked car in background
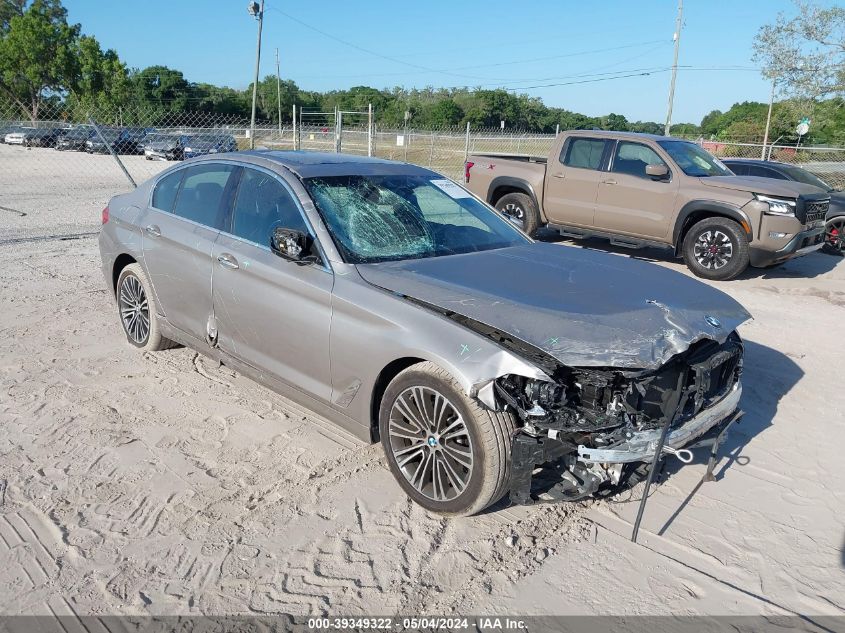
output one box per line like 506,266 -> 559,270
56,126 -> 95,151
125,127 -> 153,154
23,127 -> 63,148
0,125 -> 24,143
182,133 -> 238,158
143,133 -> 188,161
4,127 -> 35,145
722,158 -> 845,255
86,128 -> 137,154
100,151 -> 750,516
465,131 -> 830,280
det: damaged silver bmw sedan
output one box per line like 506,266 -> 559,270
99,151 -> 750,516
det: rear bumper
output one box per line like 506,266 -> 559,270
749,226 -> 825,267
576,382 -> 742,463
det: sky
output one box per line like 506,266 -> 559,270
61,0 -> 827,125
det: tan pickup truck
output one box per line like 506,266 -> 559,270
465,130 -> 829,280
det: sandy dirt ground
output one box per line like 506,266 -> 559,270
1,144 -> 844,625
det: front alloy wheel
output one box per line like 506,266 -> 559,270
387,386 -> 474,502
379,361 -> 516,516
823,217 -> 845,255
693,229 -> 733,270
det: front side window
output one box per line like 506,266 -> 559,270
231,168 -> 309,246
657,140 -> 732,177
151,169 -> 184,212
561,138 -> 608,170
611,142 -> 667,179
172,164 -> 237,228
303,174 -> 528,264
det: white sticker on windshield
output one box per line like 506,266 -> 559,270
430,178 -> 472,199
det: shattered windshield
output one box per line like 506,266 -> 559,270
303,174 -> 529,263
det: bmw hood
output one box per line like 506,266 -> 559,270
356,243 -> 752,370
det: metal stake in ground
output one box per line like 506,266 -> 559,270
88,116 -> 136,189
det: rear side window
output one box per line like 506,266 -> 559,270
611,142 -> 667,179
727,163 -> 747,176
562,138 -> 607,170
749,165 -> 786,179
151,170 -> 183,212
173,164 -> 237,228
231,168 -> 309,246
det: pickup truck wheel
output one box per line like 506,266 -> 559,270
822,217 -> 845,255
495,193 -> 539,237
682,217 -> 749,281
379,361 -> 516,517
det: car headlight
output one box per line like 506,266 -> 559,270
184,147 -> 192,152
755,194 -> 797,217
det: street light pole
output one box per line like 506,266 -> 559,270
664,0 -> 683,136
761,77 -> 776,159
275,47 -> 282,136
248,0 -> 265,150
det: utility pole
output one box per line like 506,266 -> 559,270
761,77 -> 776,159
663,0 -> 683,136
248,0 -> 265,150
275,47 -> 282,136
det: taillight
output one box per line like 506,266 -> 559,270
101,206 -> 109,224
464,161 -> 474,183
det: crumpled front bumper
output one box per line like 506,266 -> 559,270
576,382 -> 742,464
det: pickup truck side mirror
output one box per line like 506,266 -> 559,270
645,164 -> 670,180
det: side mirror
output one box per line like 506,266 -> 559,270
645,164 -> 670,180
271,227 -> 316,264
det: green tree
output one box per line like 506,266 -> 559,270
66,34 -> 130,117
130,65 -> 191,112
753,1 -> 845,99
0,0 -> 79,121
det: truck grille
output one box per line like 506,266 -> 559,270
797,197 -> 829,224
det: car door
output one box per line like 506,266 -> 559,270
542,137 -> 610,227
141,163 -> 239,343
593,140 -> 680,240
212,166 -> 334,401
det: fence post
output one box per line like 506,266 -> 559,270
555,123 -> 560,136
428,131 -> 435,167
292,103 -> 297,150
334,106 -> 342,153
88,115 -> 136,189
464,121 -> 470,164
367,103 -> 373,157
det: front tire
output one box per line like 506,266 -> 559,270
823,217 -> 845,256
682,217 -> 749,281
379,362 -> 516,516
495,192 -> 540,237
116,263 -> 177,351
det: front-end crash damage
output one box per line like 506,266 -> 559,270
491,333 -> 744,504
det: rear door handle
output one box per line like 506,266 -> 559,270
601,178 -> 617,185
217,253 -> 239,270
552,172 -> 565,179
145,224 -> 161,237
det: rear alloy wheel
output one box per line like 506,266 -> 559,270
823,217 -> 845,256
682,217 -> 749,281
379,362 -> 516,516
494,192 -> 540,237
116,263 -> 177,351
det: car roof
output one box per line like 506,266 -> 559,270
203,150 -> 435,178
565,129 -> 670,141
720,158 -> 796,169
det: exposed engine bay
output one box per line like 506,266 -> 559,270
496,333 -> 744,504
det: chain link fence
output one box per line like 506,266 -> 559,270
2,102 -> 844,241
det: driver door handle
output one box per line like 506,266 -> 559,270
601,178 -> 617,185
217,253 -> 239,270
145,224 -> 161,237
552,172 -> 565,179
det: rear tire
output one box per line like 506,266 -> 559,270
379,361 -> 516,517
495,192 -> 540,237
682,217 -> 749,281
116,263 -> 177,351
